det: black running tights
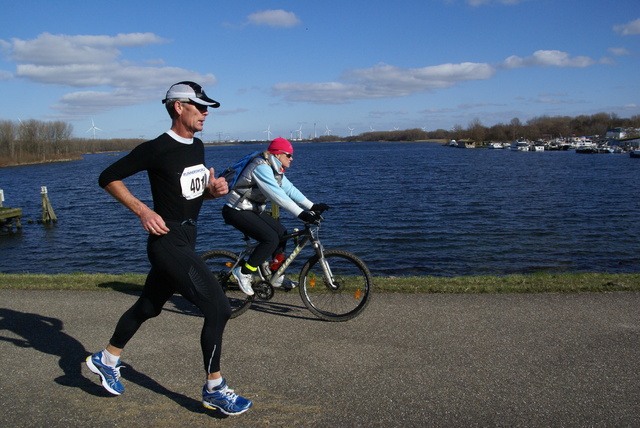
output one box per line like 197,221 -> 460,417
109,223 -> 231,374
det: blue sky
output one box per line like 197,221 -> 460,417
1,0 -> 639,141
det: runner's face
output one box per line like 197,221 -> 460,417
178,101 -> 208,134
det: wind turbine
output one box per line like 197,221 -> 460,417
348,127 -> 354,137
86,119 -> 102,139
297,125 -> 303,140
263,125 -> 272,141
325,125 -> 332,136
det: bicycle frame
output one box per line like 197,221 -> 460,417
234,223 -> 337,289
272,224 -> 338,289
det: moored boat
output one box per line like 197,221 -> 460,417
510,138 -> 530,151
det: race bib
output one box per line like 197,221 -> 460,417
180,164 -> 210,200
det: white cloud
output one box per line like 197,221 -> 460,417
608,47 -> 631,56
55,88 -> 146,115
535,96 -> 583,105
0,32 -> 219,117
273,48 -> 606,105
458,102 -> 505,109
247,10 -> 301,28
4,32 -> 168,65
346,62 -> 495,91
500,50 -> 597,68
614,18 -> 640,35
273,62 -> 495,104
16,62 -> 216,92
369,110 -> 409,117
465,0 -> 528,5
272,81 -> 359,104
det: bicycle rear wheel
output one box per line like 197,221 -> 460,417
299,249 -> 373,322
201,249 -> 254,318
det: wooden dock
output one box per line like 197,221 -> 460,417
0,207 -> 22,231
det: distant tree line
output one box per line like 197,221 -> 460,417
0,119 -> 144,166
2,112 -> 640,166
316,112 -> 640,143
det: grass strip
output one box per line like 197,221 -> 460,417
0,272 -> 638,293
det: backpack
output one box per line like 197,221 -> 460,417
218,151 -> 263,191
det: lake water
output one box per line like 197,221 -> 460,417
1,141 -> 639,277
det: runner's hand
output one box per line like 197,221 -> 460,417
207,167 -> 228,198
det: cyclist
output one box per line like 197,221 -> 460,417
222,137 -> 329,296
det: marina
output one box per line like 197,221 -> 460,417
453,135 -> 639,155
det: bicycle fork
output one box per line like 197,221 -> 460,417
312,241 -> 339,290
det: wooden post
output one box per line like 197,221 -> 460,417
267,202 -> 280,220
41,186 -> 57,223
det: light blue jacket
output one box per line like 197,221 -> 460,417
225,153 -> 313,216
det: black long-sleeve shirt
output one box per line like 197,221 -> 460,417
99,133 -> 208,222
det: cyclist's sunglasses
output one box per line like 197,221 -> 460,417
277,151 -> 293,158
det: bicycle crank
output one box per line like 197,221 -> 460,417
253,280 -> 275,300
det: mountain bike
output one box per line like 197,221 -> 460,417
201,217 -> 372,321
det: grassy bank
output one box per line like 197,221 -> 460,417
0,272 -> 639,293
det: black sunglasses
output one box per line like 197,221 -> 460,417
182,100 -> 208,112
278,151 -> 293,158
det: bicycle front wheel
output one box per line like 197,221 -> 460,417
201,249 -> 254,318
299,249 -> 373,322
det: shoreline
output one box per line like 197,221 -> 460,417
0,140 -> 450,168
1,271 -> 638,294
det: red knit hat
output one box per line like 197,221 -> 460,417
268,137 -> 294,154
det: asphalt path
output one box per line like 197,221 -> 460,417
0,289 -> 638,427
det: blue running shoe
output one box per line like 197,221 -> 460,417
202,379 -> 252,416
85,351 -> 124,395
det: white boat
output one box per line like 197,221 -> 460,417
575,138 -> 597,153
488,142 -> 504,149
531,144 -> 545,151
456,139 -> 475,148
510,139 -> 530,151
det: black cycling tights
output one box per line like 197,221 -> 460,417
222,205 -> 287,268
109,223 -> 231,374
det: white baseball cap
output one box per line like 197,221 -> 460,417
162,81 -> 220,107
